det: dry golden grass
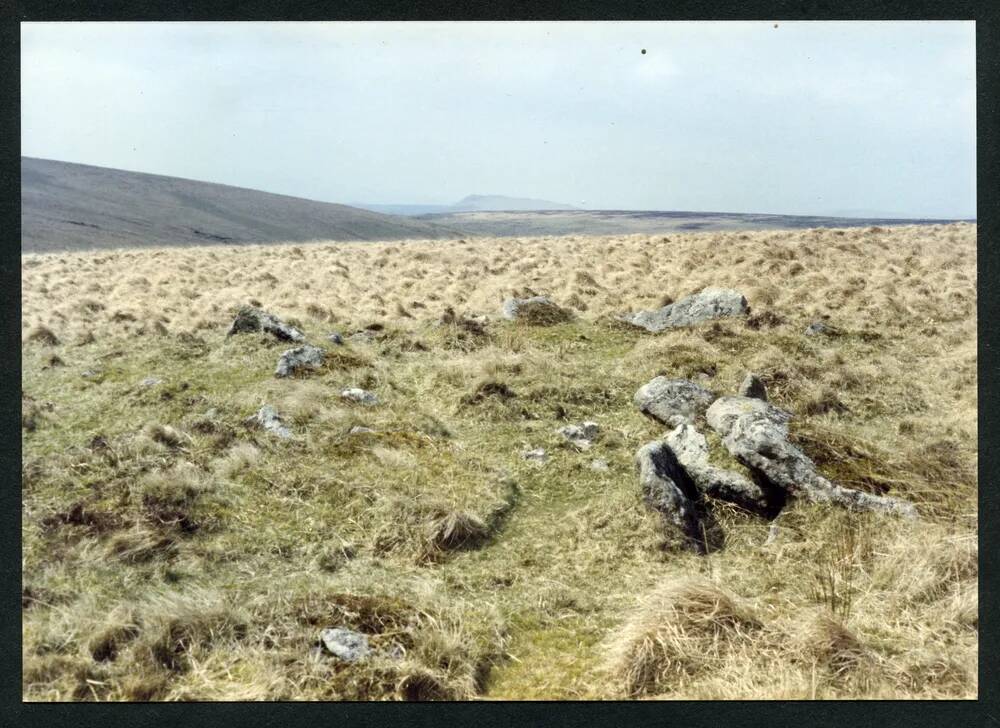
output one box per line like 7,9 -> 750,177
22,223 -> 977,700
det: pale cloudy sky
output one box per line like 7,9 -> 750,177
21,21 -> 976,218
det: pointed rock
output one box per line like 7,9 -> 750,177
635,440 -> 705,553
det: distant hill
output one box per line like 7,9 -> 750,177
415,209 -> 969,238
21,157 -> 464,252
354,194 -> 576,216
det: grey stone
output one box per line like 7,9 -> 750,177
501,296 -> 573,324
327,332 -> 345,345
523,448 -> 548,463
706,396 -> 917,518
622,287 -> 749,333
319,627 -> 372,662
139,376 -> 163,388
634,377 -> 716,427
804,320 -> 836,337
341,388 -> 378,406
635,439 -> 704,553
738,372 -> 768,401
663,423 -> 771,515
275,344 -> 324,378
252,405 -> 291,439
590,459 -> 610,472
227,306 -> 305,342
557,421 -> 600,450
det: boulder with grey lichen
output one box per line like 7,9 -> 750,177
634,377 -> 716,428
275,344 -> 324,378
622,287 -> 748,333
635,439 -> 705,553
227,306 -> 305,342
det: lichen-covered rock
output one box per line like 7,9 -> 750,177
275,344 -> 324,378
327,332 -> 344,345
501,296 -> 573,325
341,388 -> 378,406
319,627 -> 371,662
738,372 -> 768,401
622,287 -> 748,333
251,405 -> 291,438
663,424 -> 773,515
557,421 -> 600,450
227,306 -> 305,342
706,396 -> 917,518
634,377 -> 716,427
635,440 -> 704,553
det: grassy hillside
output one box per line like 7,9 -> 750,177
21,157 -> 463,253
21,224 -> 977,700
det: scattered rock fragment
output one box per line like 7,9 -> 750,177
738,373 -> 767,401
557,421 -> 600,450
341,388 -> 378,406
227,306 -> 305,342
804,320 -> 838,337
501,296 -> 573,325
249,405 -> 291,439
138,376 -> 163,388
590,459 -> 610,472
319,627 -> 372,662
327,332 -> 344,345
622,287 -> 749,333
523,448 -> 548,463
706,396 -> 917,518
349,425 -> 375,434
634,377 -> 716,427
275,344 -> 325,378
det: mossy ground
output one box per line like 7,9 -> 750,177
22,224 -> 977,699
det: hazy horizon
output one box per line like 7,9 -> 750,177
21,21 -> 976,219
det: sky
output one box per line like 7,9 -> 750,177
21,21 -> 976,218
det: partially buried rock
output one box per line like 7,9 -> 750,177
706,396 -> 916,518
804,320 -> 837,337
327,332 -> 344,345
738,373 -> 767,401
319,627 -> 372,663
227,306 -> 305,342
501,296 -> 573,325
557,421 -> 600,450
523,448 -> 548,463
138,376 -> 163,388
251,405 -> 291,438
634,377 -> 716,428
622,287 -> 748,333
590,459 -> 610,472
275,344 -> 324,378
341,388 -> 378,406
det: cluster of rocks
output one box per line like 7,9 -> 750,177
227,306 -> 380,438
633,372 -> 917,553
